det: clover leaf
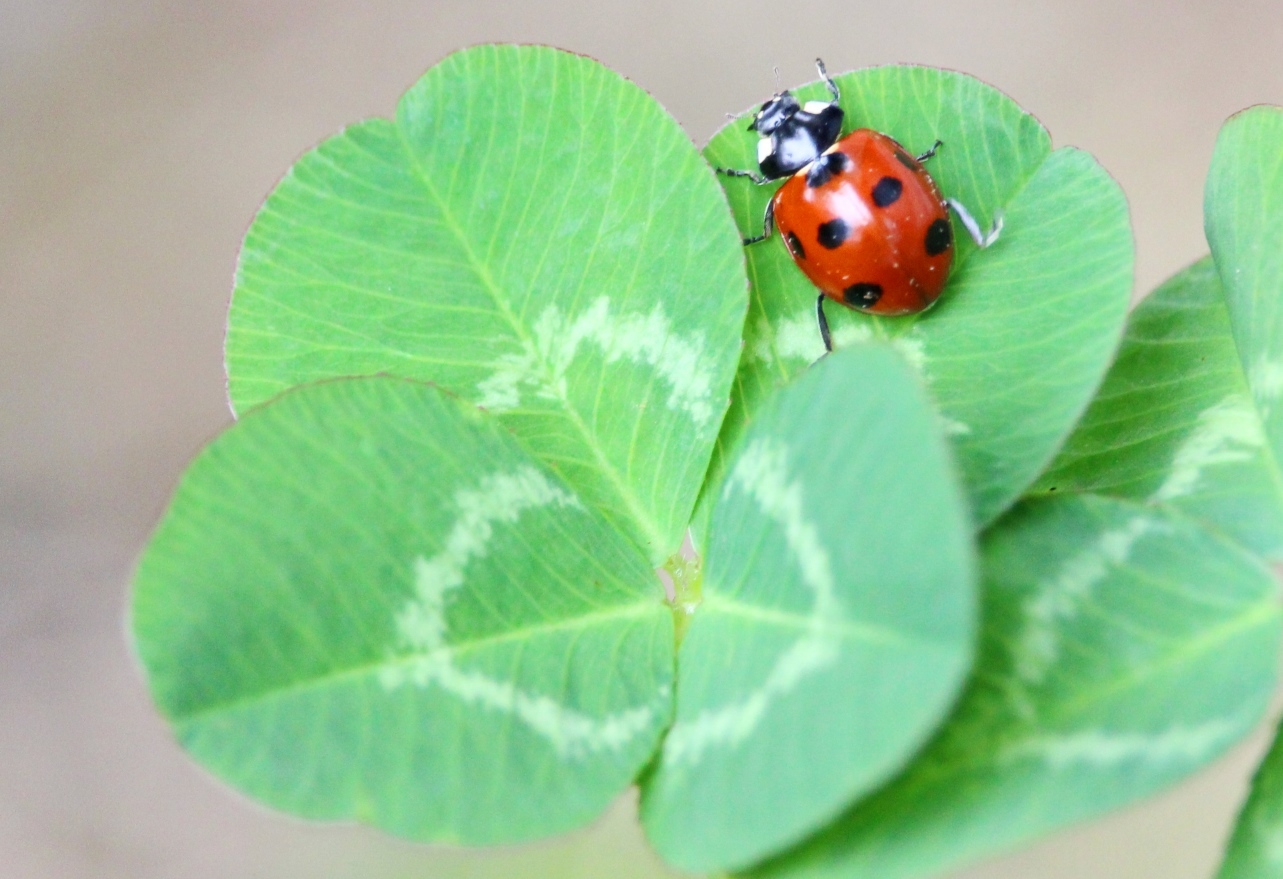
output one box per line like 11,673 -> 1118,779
131,377 -> 674,844
225,44 -> 748,564
1203,103 -> 1283,879
1036,255 -> 1283,560
736,104 -> 1283,876
131,48 -> 1283,878
641,344 -> 975,873
698,65 -> 1132,539
746,494 -> 1280,879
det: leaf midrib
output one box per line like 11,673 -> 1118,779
391,108 -> 671,560
699,592 -> 958,652
167,599 -> 664,726
1047,594 -> 1278,722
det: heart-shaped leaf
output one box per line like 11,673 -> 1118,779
131,377 -> 674,845
1035,256 -> 1283,560
225,44 -> 749,564
1201,103 -> 1283,879
746,494 -> 1281,879
1206,105 -> 1283,461
640,344 -> 975,873
695,65 -> 1132,542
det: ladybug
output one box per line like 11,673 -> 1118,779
720,59 -> 1002,350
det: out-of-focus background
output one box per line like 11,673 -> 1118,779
3,2 -> 1282,877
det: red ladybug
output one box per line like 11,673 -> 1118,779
720,60 -> 1001,350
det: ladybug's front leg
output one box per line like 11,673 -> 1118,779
742,198 -> 775,246
815,58 -> 840,101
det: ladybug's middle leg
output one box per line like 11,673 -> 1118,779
916,139 -> 944,163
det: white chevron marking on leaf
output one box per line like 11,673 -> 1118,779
663,439 -> 842,765
381,467 -> 661,757
1152,395 -> 1265,501
477,297 -> 716,430
1004,515 -> 1164,718
1001,710 -> 1254,769
1250,356 -> 1283,415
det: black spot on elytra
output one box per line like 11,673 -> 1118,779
786,231 -> 806,260
805,151 -> 849,188
894,148 -> 918,170
925,218 -> 952,256
871,176 -> 903,207
817,218 -> 849,249
844,283 -> 883,307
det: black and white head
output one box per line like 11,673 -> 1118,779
750,90 -> 844,181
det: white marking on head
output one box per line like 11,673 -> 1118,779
757,136 -> 773,165
663,439 -> 841,765
381,467 -> 664,757
802,100 -> 832,114
476,297 -> 718,434
1152,395 -> 1264,501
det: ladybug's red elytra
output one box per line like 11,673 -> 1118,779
719,59 -> 1002,351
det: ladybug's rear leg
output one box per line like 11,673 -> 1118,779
742,198 -> 775,246
946,198 -> 1004,248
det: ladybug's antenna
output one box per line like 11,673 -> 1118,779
773,65 -> 781,91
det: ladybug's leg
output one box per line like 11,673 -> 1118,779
716,167 -> 770,186
946,198 -> 1004,248
916,139 -> 944,163
816,293 -> 834,354
815,58 -> 841,101
742,198 -> 775,246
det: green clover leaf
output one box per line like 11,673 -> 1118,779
697,65 -> 1132,539
226,44 -> 749,563
132,377 -> 674,845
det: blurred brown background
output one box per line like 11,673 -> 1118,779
3,2 -> 1282,877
